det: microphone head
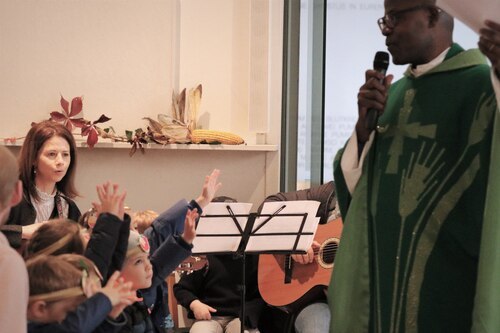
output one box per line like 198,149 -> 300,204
374,51 -> 390,72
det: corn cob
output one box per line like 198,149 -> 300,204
190,129 -> 244,145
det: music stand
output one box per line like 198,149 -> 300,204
192,201 -> 321,333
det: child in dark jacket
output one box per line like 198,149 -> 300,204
118,209 -> 199,333
172,196 -> 263,333
136,169 -> 222,332
173,254 -> 263,333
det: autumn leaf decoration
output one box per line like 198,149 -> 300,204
81,114 -> 112,148
50,96 -> 86,131
50,95 -> 111,148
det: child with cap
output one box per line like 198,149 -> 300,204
119,207 -> 199,333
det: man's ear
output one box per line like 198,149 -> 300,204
27,300 -> 48,321
428,7 -> 441,27
10,180 -> 22,207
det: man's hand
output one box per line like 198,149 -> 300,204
92,182 -> 127,220
190,299 -> 217,320
291,241 -> 320,265
479,20 -> 500,78
356,70 -> 393,143
181,208 -> 198,244
195,169 -> 222,209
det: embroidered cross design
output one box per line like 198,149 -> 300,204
384,89 -> 437,174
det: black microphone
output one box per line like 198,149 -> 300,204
365,51 -> 390,131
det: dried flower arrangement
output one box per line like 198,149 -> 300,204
2,84 -> 245,156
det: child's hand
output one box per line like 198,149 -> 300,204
181,208 -> 198,244
92,182 -> 127,220
21,221 -> 47,240
195,169 -> 222,209
100,271 -> 137,307
190,299 -> 217,320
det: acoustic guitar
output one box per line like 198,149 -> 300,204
258,217 -> 343,308
176,255 -> 208,275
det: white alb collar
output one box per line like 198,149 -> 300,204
410,47 -> 451,78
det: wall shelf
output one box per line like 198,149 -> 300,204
1,140 -> 278,152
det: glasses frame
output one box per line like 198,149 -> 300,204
377,5 -> 438,32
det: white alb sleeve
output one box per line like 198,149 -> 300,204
340,130 -> 375,194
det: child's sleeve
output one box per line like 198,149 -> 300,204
53,293 -> 113,333
84,213 -> 123,282
172,266 -> 207,310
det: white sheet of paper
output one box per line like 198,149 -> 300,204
192,202 -> 253,254
246,200 -> 321,252
437,0 -> 500,33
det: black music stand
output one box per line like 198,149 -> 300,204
192,201 -> 320,333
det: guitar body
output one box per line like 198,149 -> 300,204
258,218 -> 343,308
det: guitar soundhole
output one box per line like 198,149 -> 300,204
318,238 -> 339,269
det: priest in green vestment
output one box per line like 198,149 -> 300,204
328,1 -> 498,332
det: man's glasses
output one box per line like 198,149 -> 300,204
377,5 -> 439,32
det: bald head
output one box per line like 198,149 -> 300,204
0,146 -> 19,214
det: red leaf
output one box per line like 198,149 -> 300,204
50,111 -> 68,122
71,118 -> 88,128
69,97 -> 83,117
65,120 -> 73,132
60,95 -> 69,116
93,114 -> 111,124
81,125 -> 91,136
86,128 -> 99,148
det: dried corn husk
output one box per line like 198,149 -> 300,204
187,84 -> 202,131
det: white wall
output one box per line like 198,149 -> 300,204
0,0 -> 175,137
0,0 -> 283,212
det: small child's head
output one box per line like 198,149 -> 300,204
26,255 -> 87,323
120,230 -> 152,290
26,219 -> 85,259
131,209 -> 158,234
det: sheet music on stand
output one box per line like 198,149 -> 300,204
192,200 -> 321,255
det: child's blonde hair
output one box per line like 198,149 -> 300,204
132,210 -> 158,234
26,255 -> 84,303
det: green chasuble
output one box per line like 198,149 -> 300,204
472,87 -> 500,332
329,44 -> 498,333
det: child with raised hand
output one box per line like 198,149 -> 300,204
141,169 -> 222,331
25,181 -> 130,283
119,208 -> 200,332
86,181 -> 130,282
26,254 -> 137,333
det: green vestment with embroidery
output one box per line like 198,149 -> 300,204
329,44 -> 498,333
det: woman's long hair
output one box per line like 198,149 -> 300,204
19,120 -> 79,201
